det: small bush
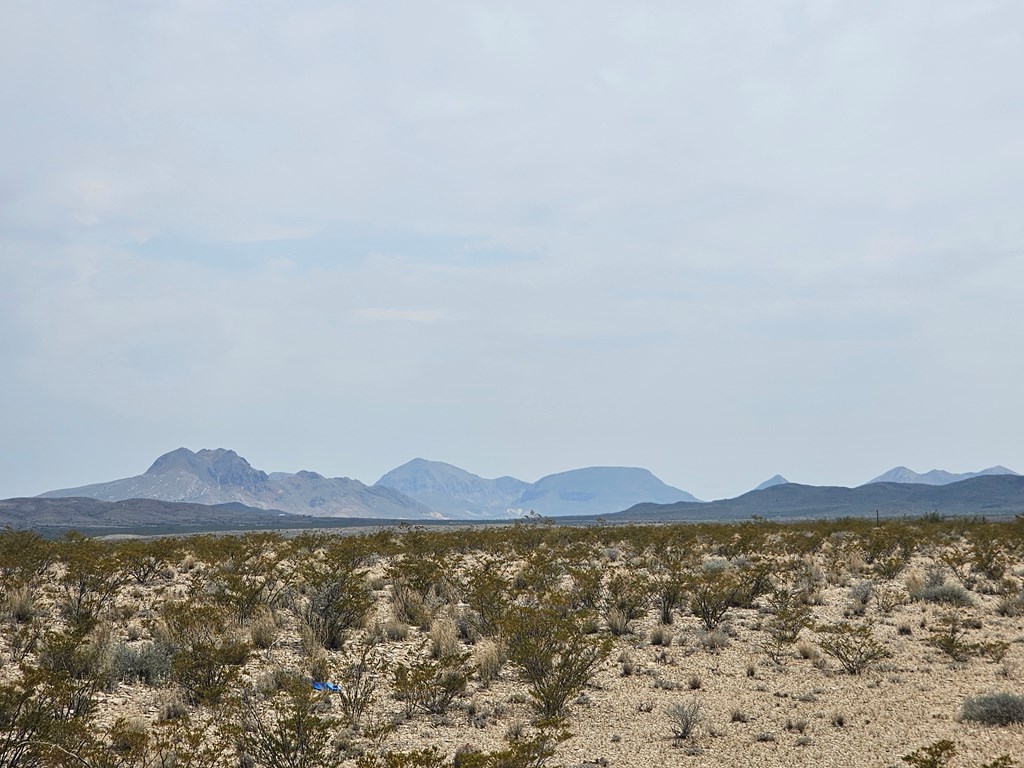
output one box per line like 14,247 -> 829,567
111,641 -> 173,685
6,585 -> 37,624
250,609 -> 279,650
696,628 -> 729,652
668,698 -> 703,740
914,582 -> 974,607
961,693 -> 1024,725
815,622 -> 891,675
157,694 -> 189,723
650,626 -> 674,647
385,615 -> 409,641
901,739 -> 956,768
430,617 -> 460,659
474,639 -> 505,686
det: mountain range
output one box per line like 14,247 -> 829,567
377,458 -> 699,517
864,465 -> 1018,486
610,474 -> 1024,522
40,448 -> 436,519
39,448 -> 699,520
18,449 -> 1022,531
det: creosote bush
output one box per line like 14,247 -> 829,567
502,602 -> 611,719
815,622 -> 891,675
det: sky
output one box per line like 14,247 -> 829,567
2,1 -> 1023,502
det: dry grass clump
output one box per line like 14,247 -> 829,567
961,693 -> 1024,725
474,638 -> 506,686
5,585 -> 37,624
250,608 -> 279,649
430,616 -> 460,659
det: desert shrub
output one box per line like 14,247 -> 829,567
119,538 -> 175,586
695,627 -> 729,652
302,572 -> 373,650
927,610 -> 980,662
873,585 -> 904,614
206,532 -> 296,624
391,578 -> 435,628
602,571 -> 650,636
914,582 -> 974,607
461,557 -> 512,635
687,567 -> 741,631
229,672 -> 341,768
0,529 -> 56,587
448,729 -> 568,768
763,587 -> 813,644
650,626 -> 674,647
161,601 -> 251,704
111,641 -> 173,685
57,535 -> 129,623
38,621 -> 116,692
250,608 -> 279,650
5,585 -> 37,624
901,739 -> 956,768
0,659 -> 103,767
565,560 -> 604,612
961,693 -> 1024,725
156,694 -> 189,723
849,580 -> 874,607
667,698 -> 703,740
385,615 -> 410,641
502,603 -> 611,719
394,649 -> 472,716
331,643 -> 387,729
995,594 -> 1024,617
815,622 -> 891,675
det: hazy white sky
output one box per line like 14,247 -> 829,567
2,1 -> 1023,501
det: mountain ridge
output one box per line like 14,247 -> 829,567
376,460 -> 700,517
41,447 -> 437,520
865,465 -> 1018,486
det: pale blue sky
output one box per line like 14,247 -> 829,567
2,1 -> 1022,500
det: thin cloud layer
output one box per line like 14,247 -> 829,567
2,2 -> 1022,499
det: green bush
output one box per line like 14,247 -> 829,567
961,693 -> 1024,725
161,601 -> 251,704
503,603 -> 611,719
229,672 -> 341,768
815,621 -> 891,675
303,574 -> 373,650
394,648 -> 472,716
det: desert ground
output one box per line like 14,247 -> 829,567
1,517 -> 1022,767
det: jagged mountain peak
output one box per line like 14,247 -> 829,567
866,465 -> 1019,486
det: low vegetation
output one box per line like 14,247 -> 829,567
0,515 -> 1020,766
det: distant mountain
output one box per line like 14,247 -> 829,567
610,474 -> 1024,522
865,465 -> 1018,486
0,496 -> 301,530
375,459 -> 530,518
41,448 -> 437,519
754,474 -> 789,491
512,466 -> 700,516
